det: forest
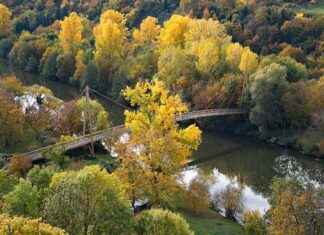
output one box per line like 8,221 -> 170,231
0,0 -> 323,234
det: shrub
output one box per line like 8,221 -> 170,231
243,210 -> 266,235
0,214 -> 67,234
135,209 -> 194,235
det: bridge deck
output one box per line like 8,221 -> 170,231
16,109 -> 246,161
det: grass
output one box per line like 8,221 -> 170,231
181,210 -> 244,235
299,3 -> 324,16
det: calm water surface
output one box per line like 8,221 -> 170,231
184,132 -> 324,215
15,73 -> 324,214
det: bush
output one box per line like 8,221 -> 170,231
27,166 -> 55,189
0,214 -> 67,234
214,183 -> 243,221
43,165 -> 133,234
135,209 -> 194,235
8,155 -> 32,177
0,170 -> 17,198
185,178 -> 211,214
243,210 -> 266,235
3,179 -> 41,218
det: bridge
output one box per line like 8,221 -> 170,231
12,108 -> 246,162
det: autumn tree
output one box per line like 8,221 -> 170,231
0,4 -> 11,38
239,47 -> 259,75
185,177 -> 211,214
56,97 -> 109,135
59,12 -> 83,54
115,80 -> 201,208
0,214 -> 67,235
0,91 -> 25,148
268,178 -> 323,235
0,76 -> 24,96
135,209 -> 194,235
157,46 -> 196,93
43,165 -> 133,234
133,16 -> 161,46
184,18 -> 230,77
243,210 -> 267,235
226,43 -> 244,70
184,18 -> 230,47
8,155 -> 32,178
159,15 -> 192,50
215,183 -> 243,221
190,38 -> 221,76
93,10 -> 127,86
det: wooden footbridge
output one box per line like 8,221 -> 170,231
12,108 -> 245,162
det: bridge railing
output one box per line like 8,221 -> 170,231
175,109 -> 246,121
21,125 -> 125,157
16,108 -> 246,159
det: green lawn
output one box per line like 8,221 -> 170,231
182,210 -> 244,235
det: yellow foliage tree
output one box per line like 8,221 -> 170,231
226,43 -> 244,70
239,47 -> 259,75
159,15 -> 192,50
115,80 -> 201,208
100,9 -> 126,27
59,12 -> 83,54
0,3 -> 11,37
184,18 -> 231,47
190,38 -> 220,75
94,11 -> 127,78
0,214 -> 67,234
133,16 -> 161,46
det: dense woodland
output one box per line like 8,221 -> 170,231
0,0 -> 323,234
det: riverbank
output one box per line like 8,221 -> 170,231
198,117 -> 324,159
181,209 -> 244,235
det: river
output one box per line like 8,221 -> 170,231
14,73 -> 324,215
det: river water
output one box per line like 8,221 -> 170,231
15,73 -> 324,215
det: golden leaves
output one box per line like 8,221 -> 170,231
59,12 -> 83,54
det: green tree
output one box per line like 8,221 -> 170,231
260,55 -> 308,82
3,179 -> 41,218
281,81 -> 311,128
43,165 -> 133,235
157,46 -> 196,93
135,209 -> 194,235
249,63 -> 289,132
0,170 -> 17,198
27,166 -> 55,189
